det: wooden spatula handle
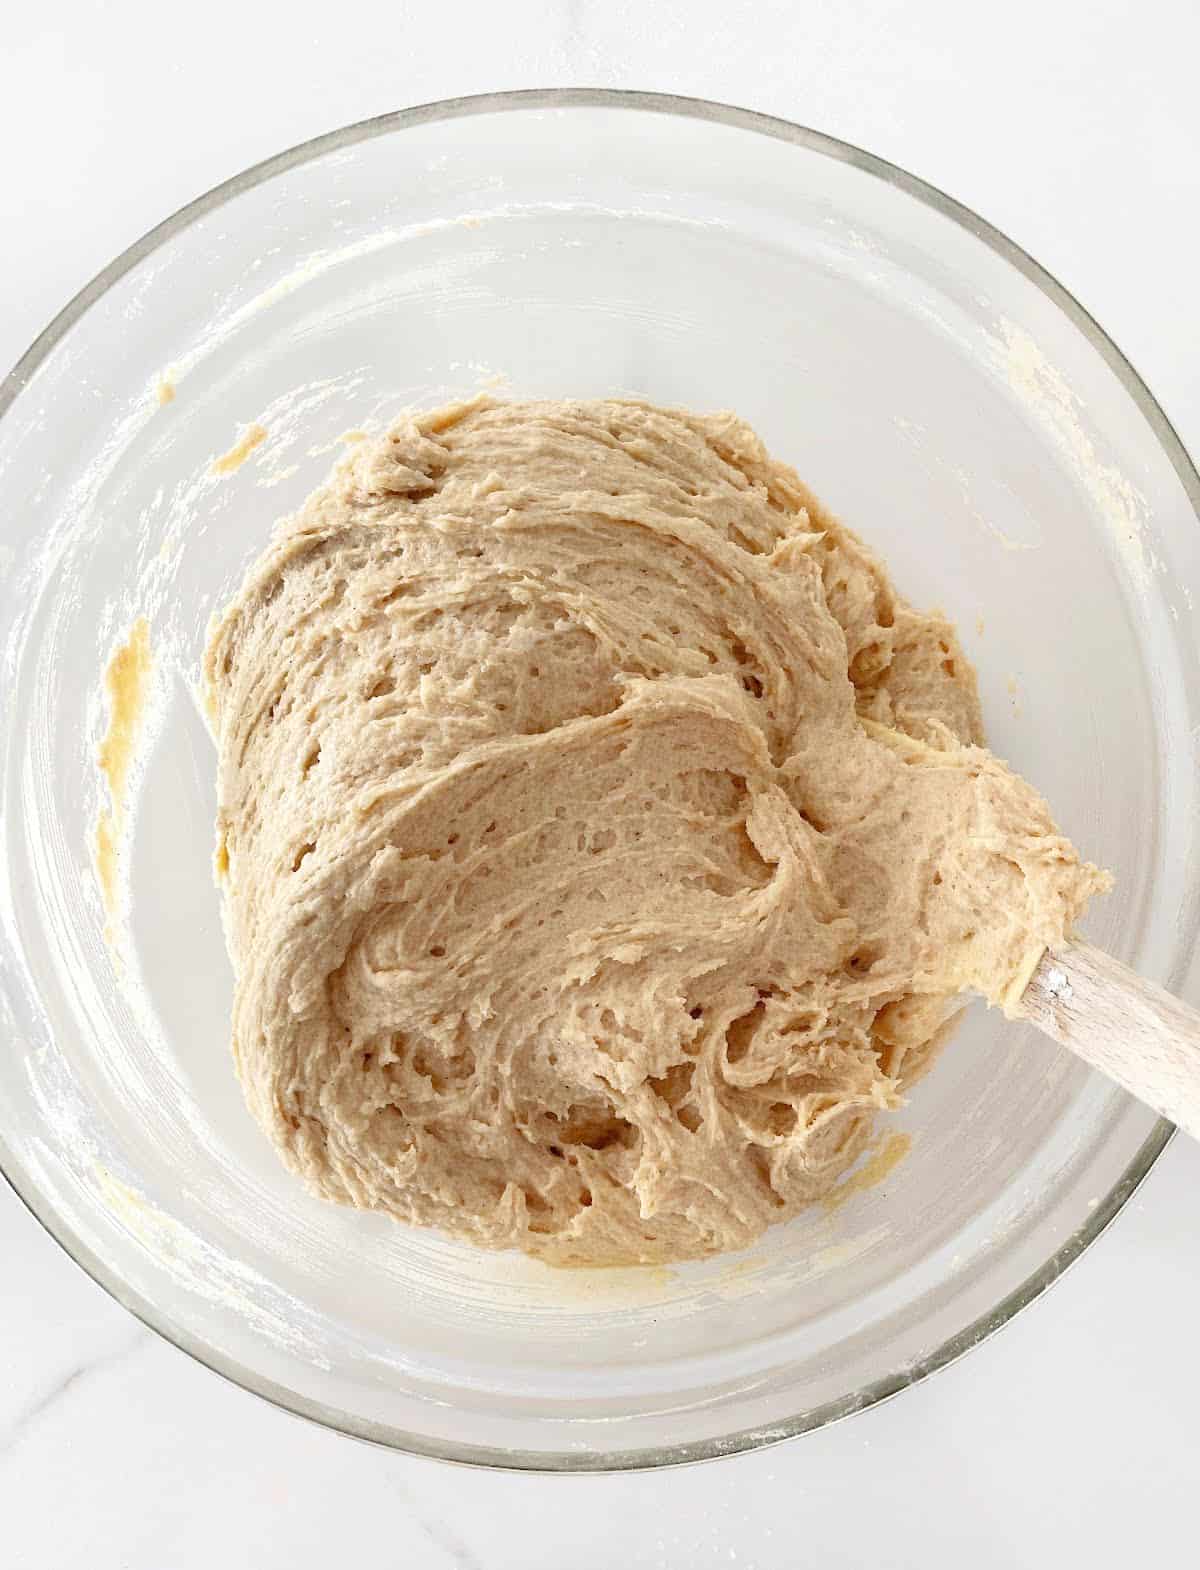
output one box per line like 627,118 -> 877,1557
1021,941 -> 1200,1140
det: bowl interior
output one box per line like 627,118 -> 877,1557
1,97 -> 1195,1467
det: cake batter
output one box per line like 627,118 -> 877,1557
204,398 -> 1108,1264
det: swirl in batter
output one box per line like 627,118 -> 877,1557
205,398 -> 1108,1264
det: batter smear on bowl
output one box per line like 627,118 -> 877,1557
204,397 -> 1109,1265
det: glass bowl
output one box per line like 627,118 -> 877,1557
1,90 -> 1198,1471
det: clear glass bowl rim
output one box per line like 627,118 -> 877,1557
0,87 -> 1193,1473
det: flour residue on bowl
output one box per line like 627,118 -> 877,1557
996,320 -> 1151,582
95,616 -> 154,929
93,1163 -> 333,1365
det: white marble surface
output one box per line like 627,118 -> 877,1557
3,2 -> 1199,1564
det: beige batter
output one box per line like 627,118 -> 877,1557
204,397 -> 1109,1265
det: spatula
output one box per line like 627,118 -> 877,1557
1020,944 -> 1200,1138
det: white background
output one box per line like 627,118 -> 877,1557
2,3 -> 1199,1564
